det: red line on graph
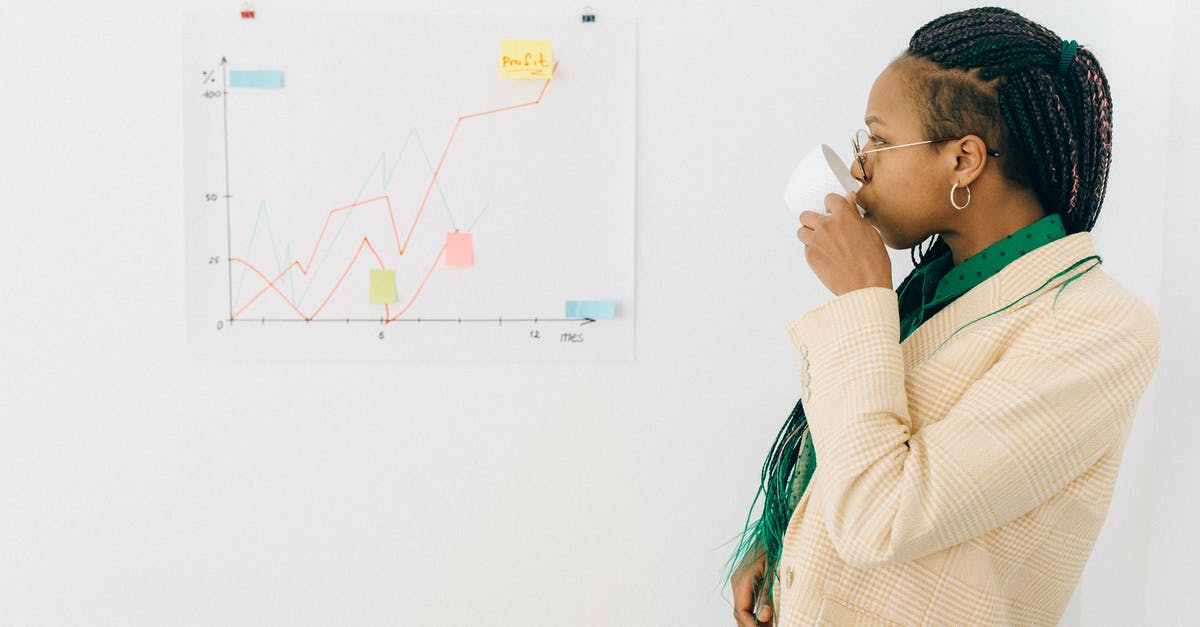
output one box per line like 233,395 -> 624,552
389,244 -> 447,322
228,63 -> 558,322
230,238 -> 440,324
230,259 -> 309,320
308,236 -> 382,320
230,235 -> 385,321
400,61 -> 559,253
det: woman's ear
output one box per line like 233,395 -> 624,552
952,134 -> 989,185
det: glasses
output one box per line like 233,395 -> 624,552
852,129 -> 1001,183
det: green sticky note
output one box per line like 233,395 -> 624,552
370,269 -> 397,304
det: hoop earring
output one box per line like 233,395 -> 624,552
950,182 -> 971,211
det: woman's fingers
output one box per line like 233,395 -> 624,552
732,567 -> 758,625
756,602 -> 774,625
731,545 -> 771,626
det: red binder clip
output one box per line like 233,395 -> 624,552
240,2 -> 255,19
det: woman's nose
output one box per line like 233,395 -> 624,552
850,154 -> 867,183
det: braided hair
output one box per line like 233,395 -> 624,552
902,6 -> 1113,268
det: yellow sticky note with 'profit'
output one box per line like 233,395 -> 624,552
500,40 -> 554,78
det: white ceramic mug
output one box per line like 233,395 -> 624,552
784,144 -> 864,219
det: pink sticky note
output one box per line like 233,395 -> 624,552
444,231 -> 474,267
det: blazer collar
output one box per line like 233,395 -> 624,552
900,231 -> 1100,370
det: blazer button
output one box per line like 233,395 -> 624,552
786,567 -> 795,588
797,344 -> 808,358
798,372 -> 811,387
796,354 -> 808,371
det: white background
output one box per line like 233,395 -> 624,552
1,1 -> 1195,625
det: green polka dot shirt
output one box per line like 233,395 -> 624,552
897,213 -> 1067,340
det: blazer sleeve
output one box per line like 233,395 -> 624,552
785,286 -> 1161,569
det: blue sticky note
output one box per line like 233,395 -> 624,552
565,300 -> 616,319
229,70 -> 284,88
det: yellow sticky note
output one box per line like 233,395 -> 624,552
369,269 -> 397,304
500,40 -> 554,78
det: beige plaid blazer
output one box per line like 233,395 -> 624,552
771,231 -> 1160,626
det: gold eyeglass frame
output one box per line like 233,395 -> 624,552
852,129 -> 1001,183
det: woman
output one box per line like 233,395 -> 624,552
727,7 -> 1159,626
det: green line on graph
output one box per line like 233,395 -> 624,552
233,127 -> 463,308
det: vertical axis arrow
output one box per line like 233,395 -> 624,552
221,57 -> 233,324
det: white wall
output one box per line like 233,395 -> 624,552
1143,0 -> 1200,624
0,1 -> 1191,625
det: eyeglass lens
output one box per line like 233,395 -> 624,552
853,129 -> 871,181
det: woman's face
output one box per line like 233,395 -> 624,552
851,61 -> 955,250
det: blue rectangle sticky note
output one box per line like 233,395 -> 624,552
229,70 -> 284,88
565,300 -> 616,319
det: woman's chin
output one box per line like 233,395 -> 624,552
872,226 -> 902,249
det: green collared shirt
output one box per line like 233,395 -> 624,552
897,213 -> 1068,340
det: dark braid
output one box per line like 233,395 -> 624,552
902,6 -> 1112,267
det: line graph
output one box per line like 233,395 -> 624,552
229,131 -> 492,309
184,14 -> 635,360
227,63 -> 557,325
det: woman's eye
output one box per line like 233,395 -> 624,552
871,136 -> 885,146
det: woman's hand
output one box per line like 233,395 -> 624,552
796,192 -> 892,296
731,541 -> 774,626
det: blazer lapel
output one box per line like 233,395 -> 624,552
900,231 -> 1099,371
